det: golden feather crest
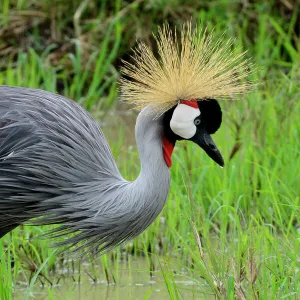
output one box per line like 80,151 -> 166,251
119,22 -> 252,115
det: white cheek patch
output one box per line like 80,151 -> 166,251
170,104 -> 201,139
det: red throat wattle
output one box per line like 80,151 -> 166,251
162,136 -> 175,167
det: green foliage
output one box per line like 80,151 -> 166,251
0,238 -> 13,300
0,1 -> 299,299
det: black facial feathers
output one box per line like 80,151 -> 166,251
197,99 -> 222,134
163,99 -> 222,142
163,106 -> 178,143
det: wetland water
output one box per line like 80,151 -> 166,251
13,257 -> 203,299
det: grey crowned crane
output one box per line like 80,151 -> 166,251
0,23 -> 251,254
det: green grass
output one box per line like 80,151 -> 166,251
0,1 -> 299,299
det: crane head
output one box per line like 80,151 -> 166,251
162,99 -> 224,167
120,22 -> 253,168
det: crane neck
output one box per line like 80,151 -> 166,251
133,107 -> 171,205
135,107 -> 170,176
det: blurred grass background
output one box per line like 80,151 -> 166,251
0,0 -> 299,299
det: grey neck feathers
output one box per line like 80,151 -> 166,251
133,107 -> 171,218
115,107 -> 171,246
135,107 -> 170,182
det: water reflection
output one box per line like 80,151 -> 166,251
14,257 -> 204,300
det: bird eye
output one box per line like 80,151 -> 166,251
194,118 -> 201,126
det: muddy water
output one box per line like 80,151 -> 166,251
13,257 -> 205,300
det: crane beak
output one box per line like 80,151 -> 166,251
191,130 -> 224,167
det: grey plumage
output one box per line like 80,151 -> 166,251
0,86 -> 170,254
0,23 -> 251,255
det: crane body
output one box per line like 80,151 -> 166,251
0,86 -> 170,252
0,23 -> 251,254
